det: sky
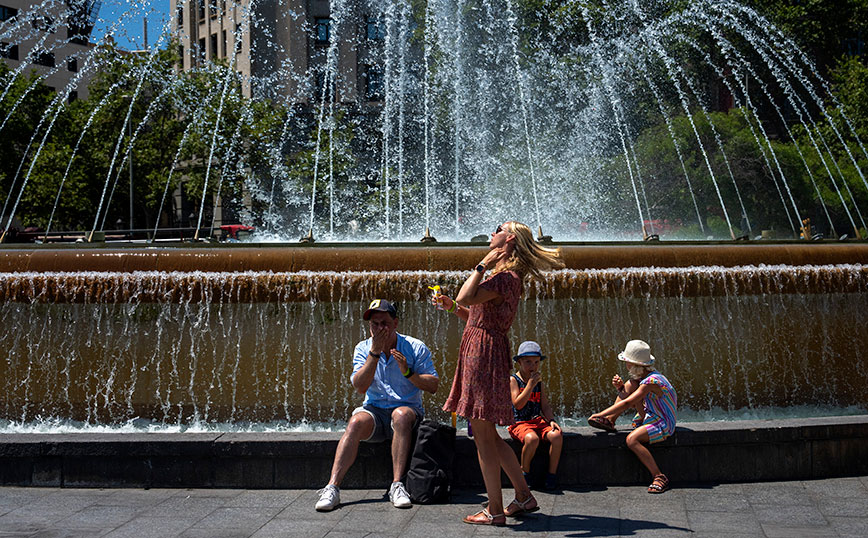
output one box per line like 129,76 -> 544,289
90,1 -> 170,52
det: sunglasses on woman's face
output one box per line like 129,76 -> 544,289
495,224 -> 506,234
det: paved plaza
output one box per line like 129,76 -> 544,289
1,476 -> 866,537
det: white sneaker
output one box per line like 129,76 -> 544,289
389,481 -> 412,508
315,485 -> 340,511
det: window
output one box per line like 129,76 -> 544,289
366,16 -> 385,41
0,42 -> 18,61
843,35 -> 864,57
209,0 -> 218,18
31,15 -> 54,32
222,30 -> 227,57
198,0 -> 205,20
0,5 -> 18,21
366,65 -> 384,101
33,50 -> 55,67
67,26 -> 88,45
314,71 -> 334,101
234,24 -> 242,53
314,18 -> 330,45
178,45 -> 185,68
210,33 -> 218,59
67,56 -> 78,72
198,37 -> 206,62
177,3 -> 184,26
68,90 -> 78,103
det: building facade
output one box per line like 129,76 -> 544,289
170,0 -> 385,104
0,0 -> 99,100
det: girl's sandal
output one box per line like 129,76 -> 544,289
648,474 -> 670,494
463,508 -> 505,526
588,416 -> 617,433
504,494 -> 539,517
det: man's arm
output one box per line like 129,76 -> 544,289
407,372 -> 439,394
351,349 -> 379,394
391,348 -> 439,394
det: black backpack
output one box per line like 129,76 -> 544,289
406,419 -> 456,503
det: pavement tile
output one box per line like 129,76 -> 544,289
675,492 -> 748,512
89,488 -> 176,507
184,506 -> 281,531
171,488 -> 245,499
102,516 -> 196,538
743,483 -> 814,506
0,507 -> 70,526
686,509 -> 763,534
180,529 -> 255,538
9,529 -> 106,538
250,518 -> 338,538
760,524 -> 838,537
815,496 -> 868,517
802,477 -> 868,498
137,495 -> 226,519
329,507 -> 415,532
827,516 -> 868,537
53,505 -> 140,529
225,490 -> 303,508
751,502 -> 829,526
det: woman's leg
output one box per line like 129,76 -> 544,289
496,435 -> 532,502
470,418 -> 506,515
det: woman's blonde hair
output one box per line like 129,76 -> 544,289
495,221 -> 565,279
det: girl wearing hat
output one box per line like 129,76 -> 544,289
509,341 -> 563,491
588,340 -> 678,494
433,221 -> 563,525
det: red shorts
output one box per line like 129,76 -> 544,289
507,416 -> 554,442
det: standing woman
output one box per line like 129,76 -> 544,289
435,221 -> 564,525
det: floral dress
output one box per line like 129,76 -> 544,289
443,270 -> 522,425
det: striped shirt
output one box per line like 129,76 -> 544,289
640,372 -> 677,436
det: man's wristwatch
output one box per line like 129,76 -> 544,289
368,350 -> 379,358
474,263 -> 486,273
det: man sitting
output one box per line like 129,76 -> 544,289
315,299 -> 439,511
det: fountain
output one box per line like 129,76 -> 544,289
0,1 -> 867,434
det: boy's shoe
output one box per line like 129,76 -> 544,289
315,484 -> 340,511
544,473 -> 559,491
389,481 -> 412,508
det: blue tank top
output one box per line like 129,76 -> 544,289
512,373 -> 542,422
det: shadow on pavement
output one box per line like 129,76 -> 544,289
511,513 -> 694,536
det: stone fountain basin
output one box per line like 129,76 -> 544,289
0,415 -> 866,488
1,242 -> 867,274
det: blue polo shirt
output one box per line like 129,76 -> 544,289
351,332 -> 438,416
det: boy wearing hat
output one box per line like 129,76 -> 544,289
588,340 -> 677,493
508,341 -> 563,491
316,299 -> 439,512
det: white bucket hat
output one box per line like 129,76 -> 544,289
618,340 -> 655,366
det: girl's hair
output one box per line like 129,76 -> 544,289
626,363 -> 656,380
495,221 -> 565,279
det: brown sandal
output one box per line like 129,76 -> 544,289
588,416 -> 617,433
463,508 -> 506,526
648,474 -> 670,494
504,494 -> 539,517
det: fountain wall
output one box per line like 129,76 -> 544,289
0,244 -> 866,428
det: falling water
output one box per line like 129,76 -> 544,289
0,265 -> 865,427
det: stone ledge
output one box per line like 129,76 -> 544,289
1,415 -> 866,489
